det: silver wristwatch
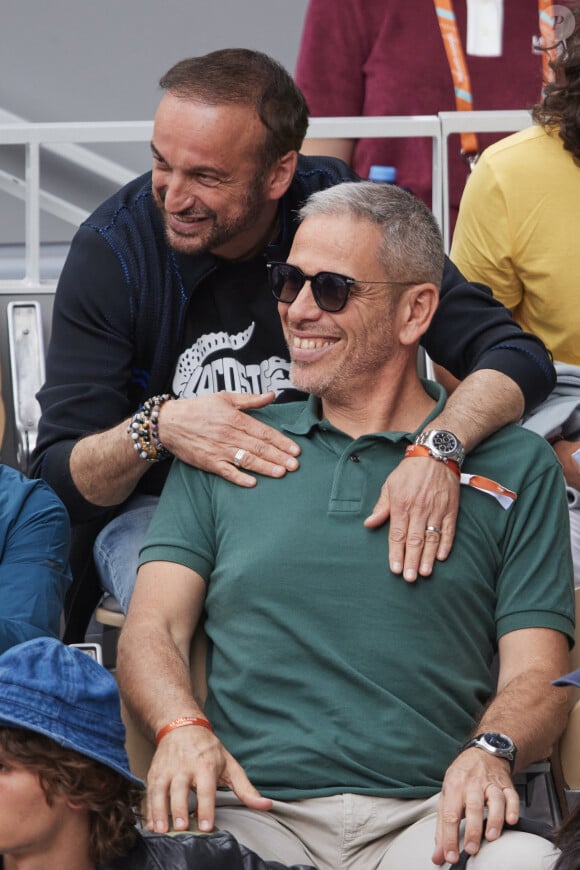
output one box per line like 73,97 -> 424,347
415,429 -> 465,467
460,732 -> 517,771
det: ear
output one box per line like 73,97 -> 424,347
64,798 -> 88,811
397,283 -> 439,347
264,151 -> 298,202
62,789 -> 90,813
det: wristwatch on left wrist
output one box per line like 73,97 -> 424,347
414,429 -> 465,468
460,732 -> 517,771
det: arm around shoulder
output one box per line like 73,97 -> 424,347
425,256 -> 555,416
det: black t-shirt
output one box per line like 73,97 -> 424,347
174,254 -> 298,400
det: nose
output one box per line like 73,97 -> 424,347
285,280 -> 322,322
161,172 -> 196,214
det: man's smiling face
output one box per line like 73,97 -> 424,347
151,94 -> 271,259
279,213 -> 401,403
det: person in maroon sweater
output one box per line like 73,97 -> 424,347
295,0 -> 554,230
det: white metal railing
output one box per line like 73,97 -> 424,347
0,120 -> 153,291
0,108 -> 138,188
306,115 -> 443,229
0,111 -> 533,291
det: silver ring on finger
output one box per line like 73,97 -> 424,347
233,448 -> 247,468
425,525 -> 441,535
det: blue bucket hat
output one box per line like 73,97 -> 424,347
0,637 -> 144,788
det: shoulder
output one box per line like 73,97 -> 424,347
293,154 -> 359,194
477,125 -> 563,174
81,171 -> 156,233
249,400 -> 307,428
0,466 -> 68,533
74,170 -> 171,284
298,0 -> 385,43
466,424 -> 561,492
0,465 -> 65,509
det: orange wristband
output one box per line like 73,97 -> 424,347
404,444 -> 461,479
155,716 -> 213,746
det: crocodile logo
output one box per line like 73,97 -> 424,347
173,322 -> 293,397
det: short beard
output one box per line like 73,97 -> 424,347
288,312 -> 398,404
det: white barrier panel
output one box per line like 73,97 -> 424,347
0,111 -> 534,289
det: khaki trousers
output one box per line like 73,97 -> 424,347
214,792 -> 559,870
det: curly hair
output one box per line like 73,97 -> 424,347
0,728 -> 142,864
532,9 -> 580,162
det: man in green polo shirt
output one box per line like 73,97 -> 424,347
118,182 -> 573,870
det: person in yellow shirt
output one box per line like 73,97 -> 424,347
451,9 -> 580,583
451,123 -> 580,367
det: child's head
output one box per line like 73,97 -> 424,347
0,638 -> 144,864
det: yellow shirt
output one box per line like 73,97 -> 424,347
451,125 -> 580,365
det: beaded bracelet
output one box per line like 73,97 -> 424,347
127,394 -> 172,463
156,716 -> 213,746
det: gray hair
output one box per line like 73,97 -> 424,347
298,181 -> 444,288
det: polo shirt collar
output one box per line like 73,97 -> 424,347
281,380 -> 447,442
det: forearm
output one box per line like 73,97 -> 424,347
70,418 -> 148,506
428,369 -> 524,452
477,681 -> 569,772
117,562 -> 207,741
427,257 -> 555,413
435,627 -> 571,865
34,227 -> 152,508
476,638 -> 571,771
118,620 -> 204,743
300,137 -> 354,164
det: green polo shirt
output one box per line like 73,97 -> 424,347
140,384 -> 574,800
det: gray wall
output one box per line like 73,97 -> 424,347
0,0 -> 310,245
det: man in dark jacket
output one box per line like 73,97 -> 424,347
31,49 -> 555,638
0,637 -> 312,870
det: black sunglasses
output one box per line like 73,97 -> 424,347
266,261 -> 421,313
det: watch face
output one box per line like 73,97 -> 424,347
431,431 -> 459,455
485,733 -> 512,751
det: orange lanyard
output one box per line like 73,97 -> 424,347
435,0 -> 556,167
537,0 -> 558,86
435,0 -> 479,165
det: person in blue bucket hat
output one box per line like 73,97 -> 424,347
0,637 -> 313,870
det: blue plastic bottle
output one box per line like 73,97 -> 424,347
368,165 -> 397,184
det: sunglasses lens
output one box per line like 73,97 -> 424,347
269,264 -> 304,303
268,263 -> 350,311
313,273 -> 349,312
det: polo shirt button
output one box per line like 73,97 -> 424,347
350,454 -> 360,463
